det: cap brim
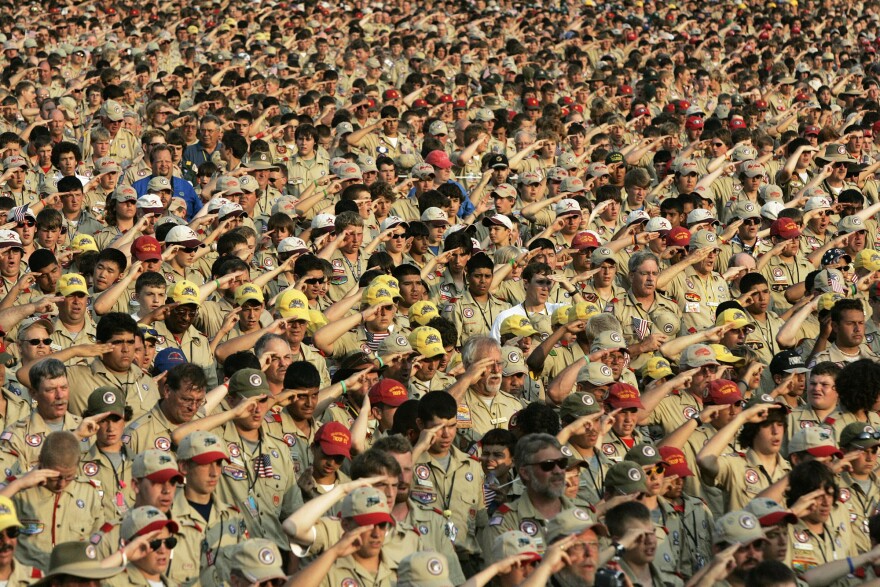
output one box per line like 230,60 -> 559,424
136,518 -> 180,537
666,465 -> 693,477
134,252 -> 162,262
806,446 -> 844,459
610,400 -> 643,409
351,512 -> 395,526
168,239 -> 202,248
759,511 -> 798,526
783,367 -> 810,374
189,452 -> 230,465
146,470 -> 184,483
318,442 -> 351,459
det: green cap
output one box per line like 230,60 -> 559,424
560,392 -> 602,420
397,551 -> 454,587
589,331 -> 627,354
31,542 -> 125,586
713,511 -> 767,545
840,422 -> 880,449
625,443 -> 668,467
228,368 -> 270,398
86,387 -> 125,417
604,460 -> 648,494
490,531 -> 542,564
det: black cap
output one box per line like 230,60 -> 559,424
489,154 -> 509,169
769,350 -> 809,377
605,152 -> 624,165
332,351 -> 377,384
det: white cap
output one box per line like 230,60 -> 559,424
625,210 -> 650,226
311,213 -> 336,230
686,208 -> 717,226
278,237 -> 308,254
761,201 -> 785,221
644,217 -> 672,233
136,194 -> 164,210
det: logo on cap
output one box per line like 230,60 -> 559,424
582,395 -> 595,406
600,365 -> 612,376
508,351 -> 520,363
103,392 -> 116,404
258,547 -> 275,564
628,468 -> 642,481
643,446 -> 656,457
249,374 -> 263,387
573,508 -> 590,521
739,515 -> 756,529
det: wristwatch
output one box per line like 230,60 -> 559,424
612,541 -> 626,558
691,412 -> 703,427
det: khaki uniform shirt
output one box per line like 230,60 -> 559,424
264,411 -> 321,476
612,290 -> 682,372
79,444 -> 135,523
456,388 -> 523,451
328,251 -> 367,302
408,372 -> 455,400
356,132 -> 419,163
170,488 -> 248,587
50,317 -> 98,364
683,423 -> 733,519
600,429 -> 650,464
405,502 -> 466,584
318,553 -> 395,587
13,480 -> 104,570
66,360 -> 159,420
412,447 -> 487,556
708,449 -> 791,511
788,513 -> 857,574
760,254 -> 813,314
665,267 -> 730,334
746,312 -> 786,365
287,153 -> 330,199
104,567 -> 172,587
442,291 -> 510,346
839,471 -> 880,555
153,321 -> 217,389
1,411 -> 89,472
483,494 -> 576,555
648,391 -> 703,437
809,343 -> 880,368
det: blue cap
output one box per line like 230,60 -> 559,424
820,248 -> 851,267
153,347 -> 187,374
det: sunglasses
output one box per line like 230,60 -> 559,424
304,277 -> 327,285
833,162 -> 849,169
24,338 -> 52,346
711,142 -> 725,147
149,537 -> 178,550
0,527 -> 19,539
853,431 -> 880,441
181,247 -> 199,254
742,218 -> 761,226
16,220 -> 35,228
328,454 -> 346,464
645,464 -> 666,476
528,457 -> 569,471
140,327 -> 159,337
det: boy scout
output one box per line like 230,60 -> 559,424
407,326 -> 456,399
170,368 -> 303,552
2,431 -> 104,571
442,253 -> 511,346
173,430 -> 248,587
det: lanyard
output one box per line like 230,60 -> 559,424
98,448 -> 127,491
471,296 -> 495,332
781,260 -> 803,285
342,254 -> 363,283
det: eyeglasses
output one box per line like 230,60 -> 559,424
24,338 -> 52,346
16,220 -> 35,228
172,307 -> 198,318
532,278 -> 553,288
176,396 -> 207,408
389,233 -> 406,239
0,527 -> 19,539
304,277 -> 326,285
528,457 -> 569,471
148,537 -> 178,551
742,218 -> 761,226
181,247 -> 199,254
645,464 -> 665,476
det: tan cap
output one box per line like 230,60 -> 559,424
546,508 -> 609,543
397,551 -> 454,587
229,539 -> 287,583
713,511 -> 767,545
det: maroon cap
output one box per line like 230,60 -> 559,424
675,100 -> 690,113
413,98 -> 428,108
524,97 -> 540,109
685,116 -> 704,130
633,106 -> 649,117
666,226 -> 691,247
605,383 -> 643,409
804,125 -> 820,136
703,379 -> 744,406
770,218 -> 801,239
368,379 -> 408,407
315,422 -> 352,459
658,446 -> 693,478
424,150 -> 452,170
440,94 -> 453,103
453,99 -> 467,110
619,85 -> 633,96
755,99 -> 769,110
729,118 -> 747,130
571,231 -> 600,250
383,89 -> 401,100
132,235 -> 162,262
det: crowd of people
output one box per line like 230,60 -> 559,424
0,0 -> 880,586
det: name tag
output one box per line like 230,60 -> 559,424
684,302 -> 701,313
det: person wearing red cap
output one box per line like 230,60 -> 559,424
758,217 -> 813,315
299,422 -> 352,505
368,379 -> 408,437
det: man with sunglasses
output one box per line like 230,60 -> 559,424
170,368 -> 303,554
172,430 -> 248,586
836,423 -> 880,554
717,202 -> 772,270
106,505 -> 179,586
483,433 -> 576,555
6,204 -> 37,262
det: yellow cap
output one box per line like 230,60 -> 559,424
408,326 -> 445,358
568,301 -> 602,322
855,249 -> 880,272
817,292 -> 845,312
372,274 -> 399,291
409,300 -> 439,326
709,344 -> 745,366
70,234 -> 98,252
167,280 -> 201,306
0,495 -> 21,532
277,289 -> 309,321
307,309 -> 328,336
57,273 -> 89,296
362,282 -> 399,307
643,357 -> 673,380
187,25 -> 199,34
715,308 -> 753,332
234,283 -> 264,306
500,315 -> 539,337
552,305 -> 573,326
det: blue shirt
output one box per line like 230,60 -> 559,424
406,179 -> 473,218
132,175 -> 203,220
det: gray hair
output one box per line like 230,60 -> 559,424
514,433 -> 561,472
29,358 -> 66,391
372,434 -> 414,455
254,333 -> 288,359
461,335 -> 500,368
628,250 -> 660,274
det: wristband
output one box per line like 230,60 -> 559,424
848,557 -> 855,574
510,258 -> 516,267
376,357 -> 385,368
215,279 -> 220,289
341,380 -> 347,395
121,550 -> 128,567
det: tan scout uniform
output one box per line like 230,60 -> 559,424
443,291 -> 510,346
264,410 -> 321,476
329,325 -> 394,360
746,312 -> 786,365
287,153 -> 330,199
706,449 -> 791,512
83,127 -> 141,167
1,411 -> 89,472
683,423 -> 735,518
79,445 -> 135,523
647,391 -> 703,437
105,567 -> 173,587
160,261 -> 208,286
564,445 -> 613,506
426,270 -> 467,307
787,515 -> 857,574
408,372 -> 456,400
809,343 -> 880,368
123,403 -> 188,456
405,503 -> 467,584
356,133 -> 419,163
649,498 -> 685,584
613,291 -> 682,348
412,447 -> 487,558
170,488 -> 248,587
801,227 -> 831,254
50,317 -> 98,364
786,407 -> 844,445
665,267 -> 731,334
537,344 -> 585,391
760,255 -> 813,314
322,399 -> 380,449
483,494 -> 576,554
13,478 -> 104,570
294,344 -> 331,390
65,360 -> 159,420
328,251 -> 367,302
838,471 -> 880,554
318,553 -> 395,587
0,388 -> 34,433
153,321 -> 217,389
676,493 -> 715,575
390,197 -> 421,223
213,425 -> 303,551
456,388 -> 523,451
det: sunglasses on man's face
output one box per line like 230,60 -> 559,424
148,537 -> 178,551
528,457 -> 569,472
304,277 -> 326,285
16,220 -> 34,228
24,338 -> 52,346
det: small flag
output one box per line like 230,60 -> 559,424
828,271 -> 846,294
632,317 -> 651,341
254,454 -> 274,478
11,206 -> 28,223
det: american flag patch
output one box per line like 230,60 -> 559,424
254,454 -> 274,478
828,271 -> 846,294
632,317 -> 651,341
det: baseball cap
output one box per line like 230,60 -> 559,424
397,552 -> 454,587
86,387 -> 126,418
770,218 -> 801,239
855,249 -> 880,271
821,248 -> 851,267
554,199 -> 582,217
838,215 -> 867,235
228,539 -> 286,583
788,426 -> 843,459
625,210 -> 650,226
70,234 -> 98,253
642,357 -> 673,380
500,316 -> 539,338
136,194 -> 165,213
744,498 -> 798,527
57,273 -> 88,296
489,532 -> 541,565
658,446 -> 693,478
560,177 -> 587,194
342,486 -> 395,526
277,237 -> 308,255
167,280 -> 200,306
131,236 -> 162,262
709,344 -> 745,366
713,511 -> 767,545
482,214 -> 514,230
590,331 -> 627,354
177,431 -> 228,464
490,184 -> 517,200
368,379 -> 408,407
644,217 -> 672,233
703,379 -> 743,405
121,506 -> 179,542
681,344 -> 719,367
559,392 -> 602,420
420,207 -> 448,224
740,160 -> 765,178
132,450 -> 183,483
99,100 -> 124,121
666,226 -> 691,247
715,308 -> 754,332
813,268 -> 848,294
311,213 -> 336,234
408,300 -> 439,326
576,363 -> 615,387
591,247 -> 617,266
234,283 -> 264,306
570,232 -> 601,250
0,230 -> 22,250
315,422 -> 352,459
803,196 -> 832,213
276,289 -> 310,321
377,334 -> 414,358
604,460 -> 648,494
165,226 -> 202,248
408,326 -> 445,358
153,348 -> 187,373
605,383 -> 643,409
839,422 -> 880,449
228,368 -> 270,398
0,496 -> 20,534
362,282 -> 400,307
769,349 -> 809,376
546,508 -> 609,543
625,443 -> 668,467
424,150 -> 452,170
488,154 -> 510,169
686,209 -> 718,228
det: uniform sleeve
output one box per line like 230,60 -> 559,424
708,453 -> 739,488
663,273 -> 685,302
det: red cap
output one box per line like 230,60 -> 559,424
413,99 -> 428,108
571,231 -> 600,250
804,125 -> 820,136
572,104 -> 584,114
524,97 -> 540,109
703,379 -> 743,405
770,218 -> 801,239
368,379 -> 408,407
755,99 -> 768,110
666,226 -> 692,247
315,422 -> 352,458
872,121 -> 880,134
633,106 -> 649,117
758,31 -> 770,40
383,89 -> 401,100
663,102 -> 677,113
605,383 -> 643,409
657,446 -> 693,478
794,92 -> 810,102
440,94 -> 453,103
560,107 -> 570,117
453,99 -> 467,110
676,100 -> 691,113
729,118 -> 747,129
424,150 -> 452,170
685,116 -> 704,130
792,26 -> 801,34
619,85 -> 633,96
132,235 -> 162,262
626,32 -> 637,41
560,96 -> 574,105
